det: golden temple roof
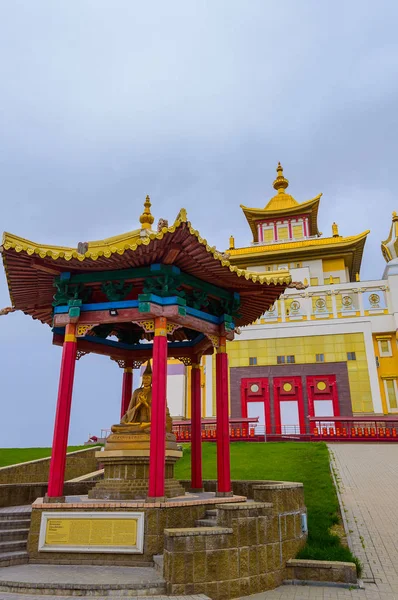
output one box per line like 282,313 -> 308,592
228,230 -> 369,281
241,163 -> 322,241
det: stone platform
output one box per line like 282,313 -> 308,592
28,491 -> 247,567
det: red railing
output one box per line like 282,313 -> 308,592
309,416 -> 398,441
172,417 -> 261,442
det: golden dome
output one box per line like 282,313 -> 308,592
139,195 -> 155,230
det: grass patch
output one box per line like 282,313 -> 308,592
0,446 -> 89,468
175,442 -> 360,572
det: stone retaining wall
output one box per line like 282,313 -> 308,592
0,481 -> 98,508
0,447 -> 100,485
285,558 -> 357,585
164,482 -> 307,599
28,495 -> 244,567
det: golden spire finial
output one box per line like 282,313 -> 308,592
393,211 -> 398,221
273,162 -> 289,194
229,234 -> 235,250
332,222 -> 339,237
139,195 -> 155,230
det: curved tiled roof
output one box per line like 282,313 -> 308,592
1,209 -> 291,327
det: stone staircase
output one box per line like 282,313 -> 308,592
0,506 -> 30,567
195,508 -> 218,527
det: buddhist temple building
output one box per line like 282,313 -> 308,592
170,164 -> 398,436
3,166 -> 398,446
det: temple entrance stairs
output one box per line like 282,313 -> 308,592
0,506 -> 31,567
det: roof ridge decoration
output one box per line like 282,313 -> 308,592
1,208 -> 291,287
139,195 -> 155,230
381,211 -> 398,263
264,162 -> 299,210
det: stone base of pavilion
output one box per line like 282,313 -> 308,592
28,491 -> 247,568
26,481 -> 309,600
88,450 -> 185,500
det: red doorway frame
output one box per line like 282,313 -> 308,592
241,378 -> 272,433
273,377 -> 305,435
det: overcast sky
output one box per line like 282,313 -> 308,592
1,1 -> 397,447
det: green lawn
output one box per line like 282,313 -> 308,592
175,442 -> 360,573
0,446 -> 89,468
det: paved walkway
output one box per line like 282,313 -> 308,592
244,443 -> 398,600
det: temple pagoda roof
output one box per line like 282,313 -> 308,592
228,230 -> 369,281
241,163 -> 321,241
1,202 -> 291,327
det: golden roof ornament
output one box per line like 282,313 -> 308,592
139,195 -> 155,230
381,211 -> 398,262
229,235 -> 235,250
273,162 -> 289,194
332,222 -> 339,237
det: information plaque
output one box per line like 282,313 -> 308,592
38,511 -> 144,553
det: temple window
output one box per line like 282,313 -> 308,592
278,225 -> 289,241
384,379 -> 398,411
286,355 -> 295,364
310,277 -> 319,286
262,226 -> 274,243
316,354 -> 325,363
378,338 -> 392,357
277,356 -> 286,364
293,224 -> 303,239
347,352 -> 357,361
249,357 -> 257,366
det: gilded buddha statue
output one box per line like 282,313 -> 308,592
90,359 -> 184,499
120,361 -> 173,433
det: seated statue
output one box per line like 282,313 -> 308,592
121,361 -> 173,433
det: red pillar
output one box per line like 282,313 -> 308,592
120,365 -> 133,419
191,362 -> 203,491
47,323 -> 78,498
216,337 -> 232,496
148,316 -> 168,500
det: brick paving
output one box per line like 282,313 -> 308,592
243,443 -> 398,600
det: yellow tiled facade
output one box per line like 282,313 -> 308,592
226,333 -> 372,413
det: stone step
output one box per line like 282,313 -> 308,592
0,564 -> 168,597
0,519 -> 31,530
0,529 -> 29,542
0,540 -> 27,553
0,551 -> 29,567
153,554 -> 164,574
195,518 -> 218,527
0,580 -> 167,596
0,512 -> 31,521
205,509 -> 217,518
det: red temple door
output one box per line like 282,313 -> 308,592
241,378 -> 271,435
307,375 -> 339,421
273,377 -> 305,435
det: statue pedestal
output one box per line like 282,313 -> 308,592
88,425 -> 185,501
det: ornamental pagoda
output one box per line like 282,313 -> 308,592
1,198 -> 290,499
